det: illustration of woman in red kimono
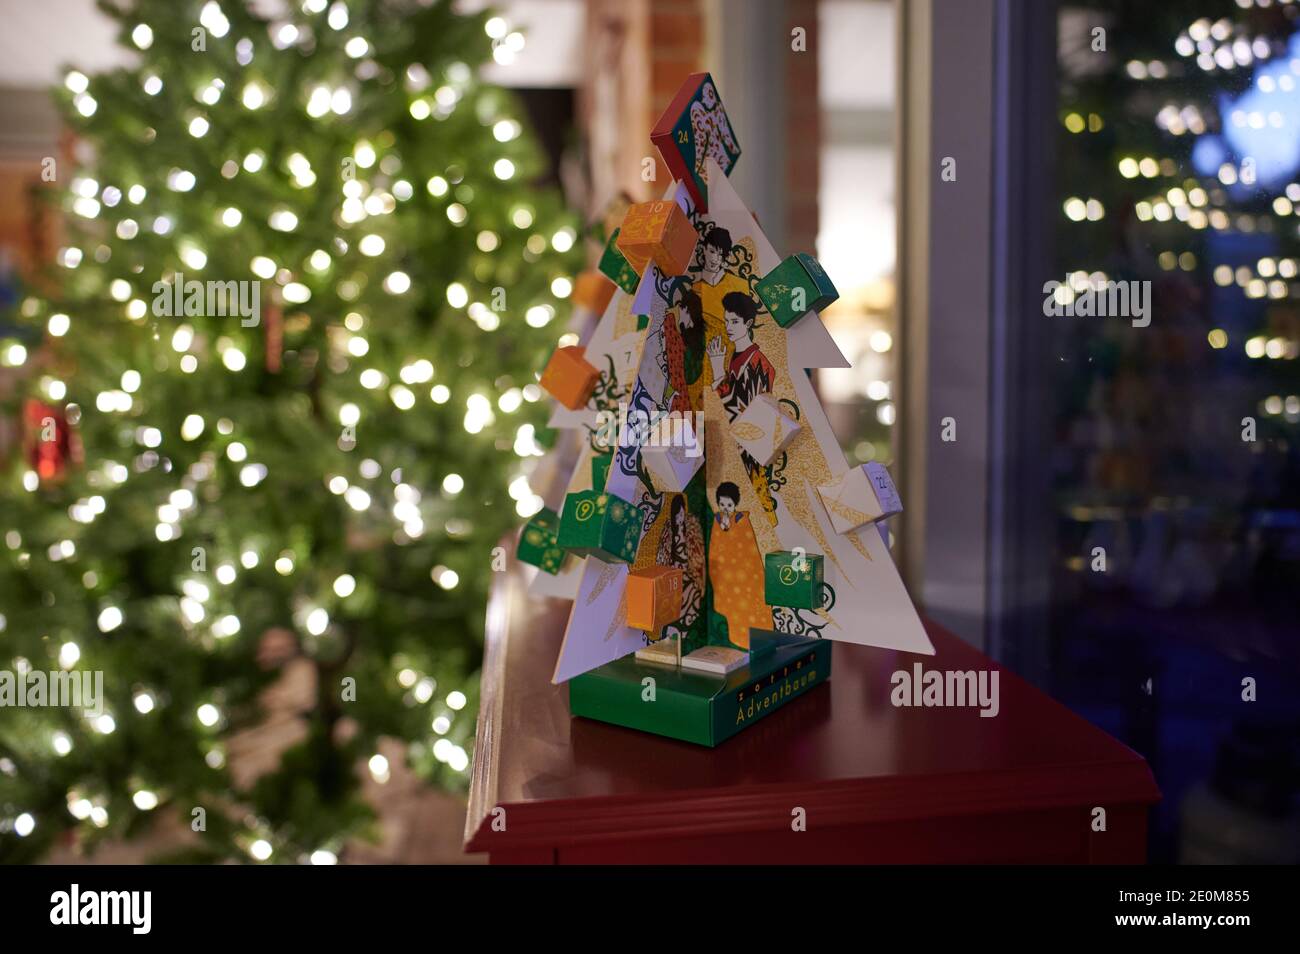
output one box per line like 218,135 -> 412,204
662,287 -> 704,415
656,493 -> 706,630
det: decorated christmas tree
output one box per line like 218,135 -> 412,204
516,74 -> 932,745
0,0 -> 578,862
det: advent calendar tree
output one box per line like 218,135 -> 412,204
0,0 -> 578,862
516,74 -> 933,745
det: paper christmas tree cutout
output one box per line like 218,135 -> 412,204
519,75 -> 934,684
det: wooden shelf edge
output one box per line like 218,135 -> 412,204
465,759 -> 1159,853
462,543 -> 515,851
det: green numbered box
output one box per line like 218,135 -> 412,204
591,451 -> 614,491
763,550 -> 824,610
558,490 -> 644,564
516,508 -> 566,575
754,253 -> 839,328
598,228 -> 641,295
534,424 -> 558,450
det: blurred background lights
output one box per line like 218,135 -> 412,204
0,0 -> 593,867
132,790 -> 159,811
389,385 -> 416,410
242,82 -> 266,109
301,608 -> 327,639
200,1 -> 230,37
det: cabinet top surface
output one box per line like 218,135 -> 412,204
464,570 -> 1158,851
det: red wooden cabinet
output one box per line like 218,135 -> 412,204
464,570 -> 1159,864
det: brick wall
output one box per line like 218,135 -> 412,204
581,0 -> 819,252
648,0 -> 705,189
784,0 -> 821,255
582,0 -> 704,214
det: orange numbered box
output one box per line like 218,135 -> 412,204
572,270 -> 616,315
625,565 -> 684,632
615,200 -> 699,277
540,345 -> 600,410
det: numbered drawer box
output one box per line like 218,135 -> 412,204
558,490 -> 644,564
599,228 -> 645,292
516,508 -> 567,575
540,345 -> 600,411
625,565 -> 684,632
616,200 -> 698,277
755,253 -> 839,328
816,462 -> 903,535
763,550 -> 824,610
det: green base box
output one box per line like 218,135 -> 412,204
558,490 -> 644,563
516,508 -> 566,575
763,550 -> 824,610
755,253 -> 839,328
569,630 -> 831,746
598,228 -> 641,295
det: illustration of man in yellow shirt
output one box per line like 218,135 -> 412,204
693,227 -> 751,378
